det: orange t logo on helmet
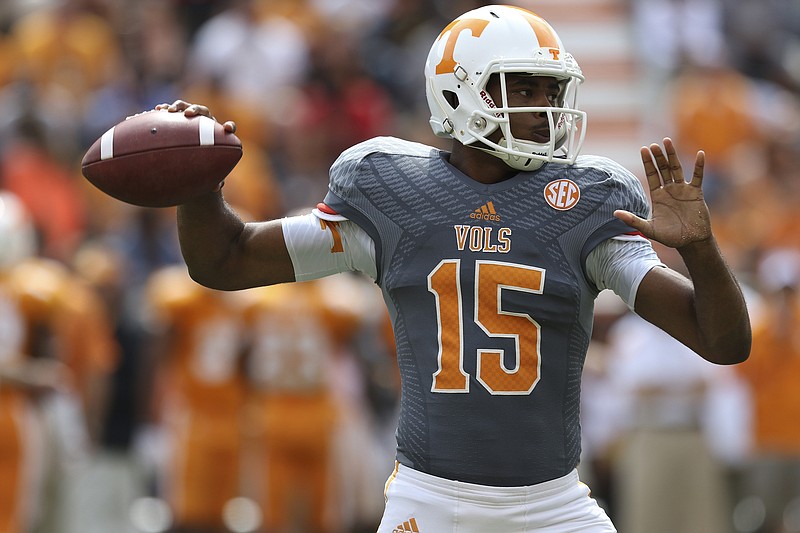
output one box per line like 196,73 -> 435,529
434,8 -> 561,76
435,19 -> 490,75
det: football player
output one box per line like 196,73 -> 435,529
144,265 -> 250,533
160,5 -> 750,531
735,248 -> 800,531
241,274 -> 379,533
0,191 -> 119,533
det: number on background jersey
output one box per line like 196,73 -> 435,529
191,319 -> 241,383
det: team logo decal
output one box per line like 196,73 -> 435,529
544,178 -> 580,211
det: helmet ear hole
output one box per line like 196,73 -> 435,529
442,90 -> 459,110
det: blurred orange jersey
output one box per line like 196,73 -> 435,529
737,306 -> 800,455
146,265 -> 248,414
0,258 -> 118,533
10,5 -> 121,97
145,265 -> 249,529
241,275 -> 365,533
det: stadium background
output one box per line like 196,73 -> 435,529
1,0 -> 799,532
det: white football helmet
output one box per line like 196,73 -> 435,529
425,5 -> 586,171
0,191 -> 36,270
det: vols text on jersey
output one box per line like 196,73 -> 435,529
454,225 -> 511,253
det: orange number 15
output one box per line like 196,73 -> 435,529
428,259 -> 545,395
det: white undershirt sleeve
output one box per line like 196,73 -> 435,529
281,213 -> 377,282
585,236 -> 666,310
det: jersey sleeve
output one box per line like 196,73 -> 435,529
281,212 -> 377,282
577,155 -> 653,269
321,137 -> 438,283
585,236 -> 665,309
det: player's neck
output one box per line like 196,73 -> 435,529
448,143 -> 519,185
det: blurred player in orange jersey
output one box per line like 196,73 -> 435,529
144,264 -> 251,533
9,0 -> 122,101
736,248 -> 800,532
241,273 -> 382,533
0,191 -> 119,533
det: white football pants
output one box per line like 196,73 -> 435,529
377,463 -> 616,533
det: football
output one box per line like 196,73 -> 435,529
81,109 -> 242,207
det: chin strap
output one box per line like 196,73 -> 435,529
470,143 -> 546,171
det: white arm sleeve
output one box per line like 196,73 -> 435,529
281,213 -> 377,282
585,236 -> 666,310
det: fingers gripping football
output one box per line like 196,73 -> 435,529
82,104 -> 241,207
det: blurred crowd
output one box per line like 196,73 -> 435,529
0,0 -> 799,532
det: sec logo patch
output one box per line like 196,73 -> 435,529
544,179 -> 580,210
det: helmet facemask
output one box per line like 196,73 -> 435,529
467,68 -> 586,171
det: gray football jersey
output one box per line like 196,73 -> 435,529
324,136 -> 649,486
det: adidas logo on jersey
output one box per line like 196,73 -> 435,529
470,201 -> 502,222
393,517 -> 420,532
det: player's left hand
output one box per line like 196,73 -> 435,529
614,137 -> 712,249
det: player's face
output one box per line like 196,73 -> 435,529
486,74 -> 563,143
